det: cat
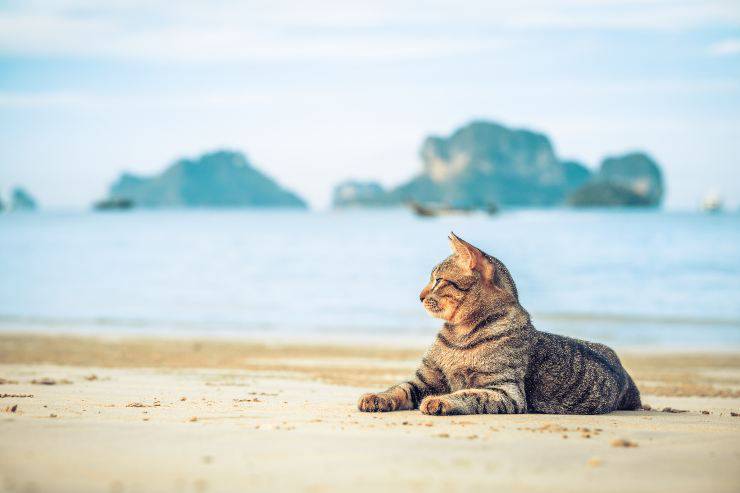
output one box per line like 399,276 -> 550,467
358,232 -> 641,415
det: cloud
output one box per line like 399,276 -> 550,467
1,1 -> 739,62
0,90 -> 275,109
2,75 -> 737,112
0,8 -> 505,62
709,38 -> 740,56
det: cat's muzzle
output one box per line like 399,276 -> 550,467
424,298 -> 441,312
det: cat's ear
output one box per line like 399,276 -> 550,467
448,232 -> 494,281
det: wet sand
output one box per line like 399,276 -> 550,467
1,333 -> 739,493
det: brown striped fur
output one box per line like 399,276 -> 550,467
358,232 -> 641,415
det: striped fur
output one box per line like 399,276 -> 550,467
358,232 -> 641,415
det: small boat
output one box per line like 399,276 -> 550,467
407,201 -> 498,218
408,202 -> 445,217
700,192 -> 723,213
93,197 -> 135,211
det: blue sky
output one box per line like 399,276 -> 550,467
1,0 -> 739,209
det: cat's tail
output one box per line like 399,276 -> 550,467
619,374 -> 642,410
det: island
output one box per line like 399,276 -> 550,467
567,152 -> 663,207
332,121 -> 664,209
567,153 -> 664,207
333,181 -> 393,208
9,187 -> 38,211
97,150 -> 307,209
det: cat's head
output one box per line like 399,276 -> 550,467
419,232 -> 519,323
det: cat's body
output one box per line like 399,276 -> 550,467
358,233 -> 640,416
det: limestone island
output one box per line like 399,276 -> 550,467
333,120 -> 664,210
97,150 -> 307,209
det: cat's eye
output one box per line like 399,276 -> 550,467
446,279 -> 471,291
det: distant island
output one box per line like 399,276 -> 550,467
97,150 -> 307,209
567,153 -> 663,207
333,120 -> 664,209
0,187 -> 39,212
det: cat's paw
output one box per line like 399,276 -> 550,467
358,393 -> 399,412
420,395 -> 458,416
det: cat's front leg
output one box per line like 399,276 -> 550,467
359,360 -> 448,412
420,386 -> 526,415
358,383 -> 419,412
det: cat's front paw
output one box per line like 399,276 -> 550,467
358,393 -> 399,412
420,395 -> 459,416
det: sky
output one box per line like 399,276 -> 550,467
1,0 -> 739,210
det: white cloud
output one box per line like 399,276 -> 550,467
0,90 -> 275,109
1,0 -> 739,62
2,75 -> 738,111
709,38 -> 740,56
0,7 -> 506,62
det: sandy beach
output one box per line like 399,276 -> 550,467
1,333 -> 739,493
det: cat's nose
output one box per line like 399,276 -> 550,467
419,286 -> 430,302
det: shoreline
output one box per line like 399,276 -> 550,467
1,332 -> 739,492
1,325 -> 739,354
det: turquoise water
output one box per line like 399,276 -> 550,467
1,209 -> 739,349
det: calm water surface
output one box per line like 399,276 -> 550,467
1,209 -> 738,349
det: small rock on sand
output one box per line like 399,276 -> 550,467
611,438 -> 638,448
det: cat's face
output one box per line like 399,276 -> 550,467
419,233 -> 513,323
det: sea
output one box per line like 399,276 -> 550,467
1,209 -> 739,350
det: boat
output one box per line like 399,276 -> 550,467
408,202 -> 445,217
407,201 -> 498,218
93,198 -> 135,211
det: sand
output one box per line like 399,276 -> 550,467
1,333 -> 739,493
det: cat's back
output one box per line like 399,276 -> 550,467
525,331 -> 640,414
531,331 -> 622,368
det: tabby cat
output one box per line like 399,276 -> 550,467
358,233 -> 641,415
